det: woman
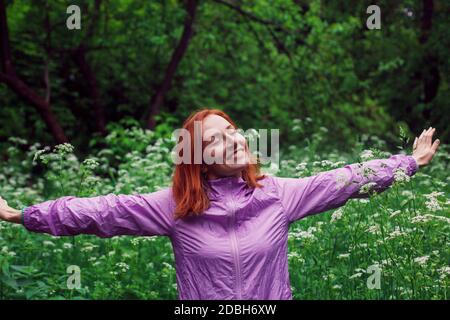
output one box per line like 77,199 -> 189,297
0,109 -> 441,300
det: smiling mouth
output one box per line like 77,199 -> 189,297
234,148 -> 244,155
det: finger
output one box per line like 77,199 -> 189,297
425,128 -> 435,145
413,137 -> 418,149
419,129 -> 427,141
431,138 -> 440,153
421,127 -> 431,144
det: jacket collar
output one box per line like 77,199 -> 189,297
205,175 -> 248,200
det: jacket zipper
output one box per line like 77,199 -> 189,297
229,197 -> 242,299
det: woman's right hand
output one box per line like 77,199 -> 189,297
0,196 -> 22,224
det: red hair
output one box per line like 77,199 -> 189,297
172,108 -> 265,218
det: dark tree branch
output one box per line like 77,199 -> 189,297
44,4 -> 51,104
0,0 -> 68,144
213,0 -> 290,33
71,0 -> 107,135
419,0 -> 439,119
213,0 -> 299,57
419,0 -> 433,44
267,26 -> 292,59
72,45 -> 106,135
146,0 -> 198,130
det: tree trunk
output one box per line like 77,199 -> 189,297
419,0 -> 439,120
0,73 -> 68,143
0,0 -> 68,144
72,46 -> 107,135
146,0 -> 198,130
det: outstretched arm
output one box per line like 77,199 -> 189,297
0,188 -> 176,238
272,127 -> 440,223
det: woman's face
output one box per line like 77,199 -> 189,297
202,115 -> 249,179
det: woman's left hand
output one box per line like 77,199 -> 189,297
412,127 -> 440,168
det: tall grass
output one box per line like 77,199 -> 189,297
0,124 -> 448,299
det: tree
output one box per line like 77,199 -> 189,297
0,0 -> 68,144
145,0 -> 198,130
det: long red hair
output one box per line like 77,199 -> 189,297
172,108 -> 265,218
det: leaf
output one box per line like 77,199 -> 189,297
0,274 -> 19,290
1,263 -> 10,277
10,265 -> 36,275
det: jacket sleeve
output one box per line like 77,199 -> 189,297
22,187 -> 175,238
272,154 -> 419,224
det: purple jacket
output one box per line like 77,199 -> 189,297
22,154 -> 418,299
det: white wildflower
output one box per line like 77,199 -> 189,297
162,262 -> 174,270
411,214 -> 449,224
359,182 -> 378,194
82,158 -> 100,170
331,208 -> 344,222
54,143 -> 74,155
393,168 -> 410,183
401,190 -> 414,198
414,255 -> 430,266
43,241 -> 55,247
63,243 -> 73,249
349,272 -> 363,279
321,160 -> 333,168
411,214 -> 433,224
116,262 -> 130,273
33,149 -> 48,163
379,259 -> 391,267
424,191 -> 444,198
366,225 -> 379,234
295,162 -> 307,171
424,193 -> 442,212
437,266 -> 450,280
294,230 -> 316,240
388,209 -> 401,218
385,226 -> 407,240
360,149 -> 375,161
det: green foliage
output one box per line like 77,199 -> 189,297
0,126 -> 449,299
1,0 -> 449,150
0,0 -> 449,300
